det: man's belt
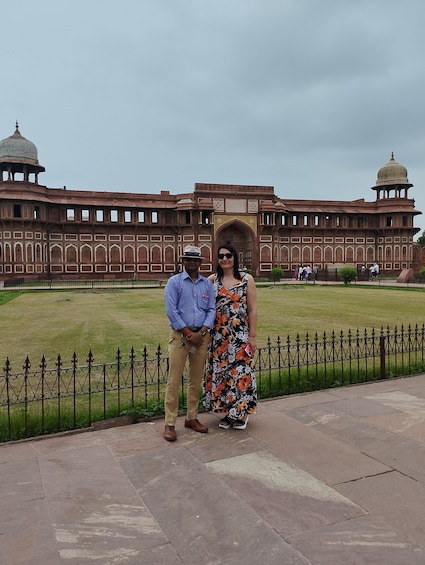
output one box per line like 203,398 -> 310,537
189,327 -> 201,332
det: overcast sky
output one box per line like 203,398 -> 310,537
3,1 -> 425,234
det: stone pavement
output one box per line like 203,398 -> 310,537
2,375 -> 425,565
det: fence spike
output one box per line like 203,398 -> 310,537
56,354 -> 63,370
40,355 -> 47,371
4,324 -> 425,443
4,357 -> 11,373
23,356 -> 31,371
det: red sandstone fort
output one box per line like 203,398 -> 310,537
0,123 -> 422,281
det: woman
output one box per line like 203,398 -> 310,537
203,242 -> 257,429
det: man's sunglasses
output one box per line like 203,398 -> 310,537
218,253 -> 233,259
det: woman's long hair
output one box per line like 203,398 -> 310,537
216,242 -> 242,280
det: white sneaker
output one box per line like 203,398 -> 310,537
218,417 -> 232,429
233,416 -> 249,430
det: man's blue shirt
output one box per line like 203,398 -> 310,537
164,270 -> 216,331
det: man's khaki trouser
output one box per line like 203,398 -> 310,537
164,329 -> 209,426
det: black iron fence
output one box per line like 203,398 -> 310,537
1,323 -> 425,443
2,278 -> 164,290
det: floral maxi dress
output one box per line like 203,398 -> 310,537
203,274 -> 257,420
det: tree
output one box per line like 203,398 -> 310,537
417,230 -> 425,247
339,266 -> 357,285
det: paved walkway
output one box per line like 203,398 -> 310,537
2,375 -> 425,564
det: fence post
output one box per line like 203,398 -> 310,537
379,335 -> 386,379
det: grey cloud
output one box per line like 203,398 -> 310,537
2,0 -> 425,232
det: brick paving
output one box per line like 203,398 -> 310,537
1,374 -> 425,564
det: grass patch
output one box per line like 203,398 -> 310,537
2,283 -> 425,441
0,290 -> 22,306
259,284 -> 425,340
1,284 -> 425,365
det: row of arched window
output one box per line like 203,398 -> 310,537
0,241 -> 410,270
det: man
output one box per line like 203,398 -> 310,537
163,245 -> 216,442
370,263 -> 379,279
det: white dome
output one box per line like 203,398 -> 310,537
375,153 -> 410,187
0,123 -> 41,167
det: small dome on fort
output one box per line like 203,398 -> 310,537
0,122 -> 42,167
375,153 -> 410,186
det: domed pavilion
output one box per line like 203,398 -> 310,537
0,122 -> 45,183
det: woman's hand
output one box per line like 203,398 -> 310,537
247,335 -> 257,354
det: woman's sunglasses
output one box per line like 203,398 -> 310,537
218,253 -> 233,259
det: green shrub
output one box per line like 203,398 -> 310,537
339,266 -> 357,285
271,267 -> 283,283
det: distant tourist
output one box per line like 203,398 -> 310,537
370,263 -> 379,279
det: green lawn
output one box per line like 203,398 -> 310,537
258,284 -> 425,339
1,284 -> 425,366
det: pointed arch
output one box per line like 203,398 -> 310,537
14,242 -> 23,263
138,245 -> 148,264
66,244 -> 77,263
215,219 -> 256,272
346,246 -> 354,262
356,247 -> 364,263
151,245 -> 162,263
199,244 -> 212,264
50,244 -> 62,262
95,244 -> 106,263
110,245 -> 121,264
335,246 -> 343,263
164,245 -> 175,263
324,246 -> 333,263
260,245 -> 272,263
26,242 -> 34,263
292,246 -> 300,263
302,247 -> 311,264
313,245 -> 322,263
34,243 -> 42,263
124,244 -> 135,263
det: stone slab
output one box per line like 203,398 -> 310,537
3,374 -> 425,564
265,390 -> 340,411
364,390 -> 425,419
336,470 -> 425,547
206,451 -> 364,537
289,514 -> 425,565
248,412 -> 390,485
39,444 -> 173,563
361,436 -> 425,484
326,377 -> 416,398
121,446 -> 309,564
185,424 -> 267,463
304,396 -> 397,419
364,411 -> 425,444
0,458 -> 59,565
285,404 -> 400,452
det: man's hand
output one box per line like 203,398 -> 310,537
186,332 -> 203,347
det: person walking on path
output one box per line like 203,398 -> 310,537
163,245 -> 216,442
203,242 -> 258,430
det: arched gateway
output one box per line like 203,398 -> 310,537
214,219 -> 257,274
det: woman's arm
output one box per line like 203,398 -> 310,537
246,274 -> 257,353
